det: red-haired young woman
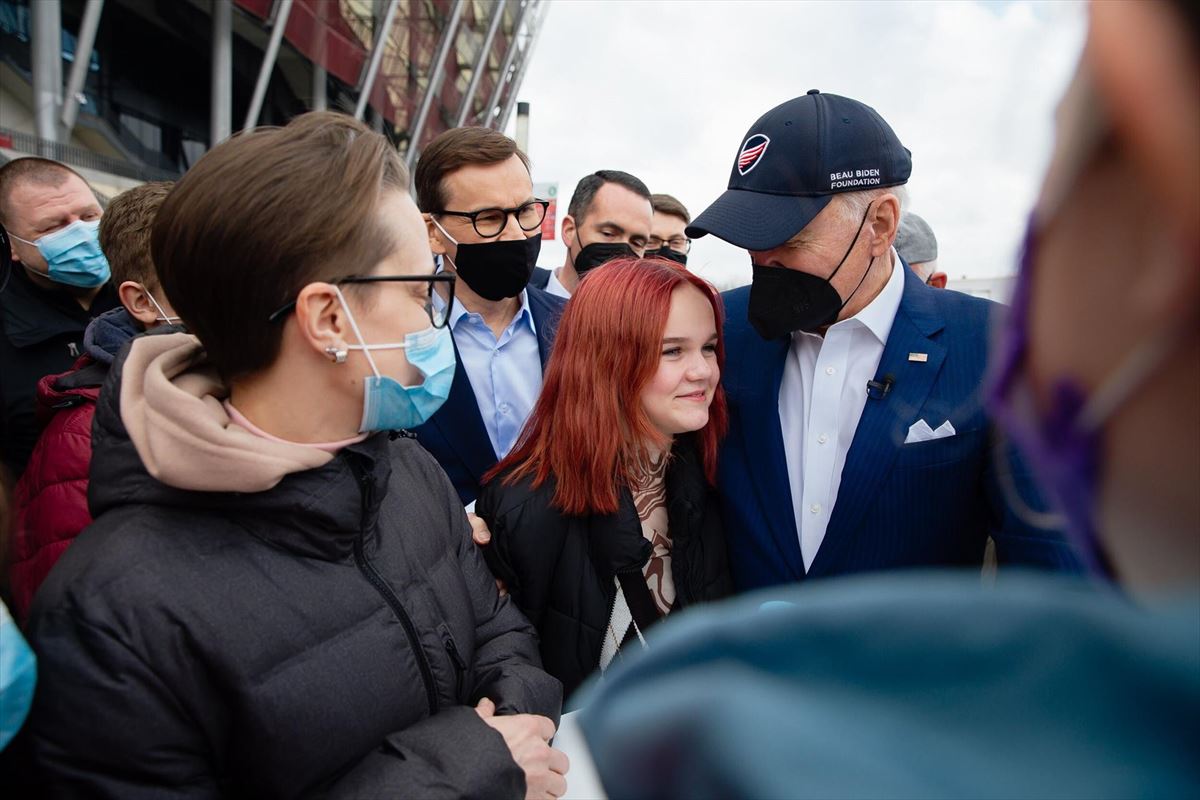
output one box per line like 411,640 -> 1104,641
477,257 -> 733,700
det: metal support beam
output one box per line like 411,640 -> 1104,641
405,0 -> 466,168
312,64 -> 327,111
483,0 -> 528,130
243,0 -> 295,132
60,0 -> 103,135
353,0 -> 401,120
211,0 -> 233,145
497,0 -> 546,133
31,0 -> 62,146
454,0 -> 506,127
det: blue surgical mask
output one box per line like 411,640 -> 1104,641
0,601 -> 37,750
334,287 -> 456,432
11,219 -> 111,288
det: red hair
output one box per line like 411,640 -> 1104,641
487,257 -> 728,515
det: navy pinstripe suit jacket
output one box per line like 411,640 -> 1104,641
718,263 -> 1082,591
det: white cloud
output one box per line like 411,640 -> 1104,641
507,0 -> 1086,290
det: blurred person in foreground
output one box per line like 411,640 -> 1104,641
9,181 -> 178,624
477,258 -> 732,700
574,1 -> 1200,796
895,212 -> 947,288
24,113 -> 565,799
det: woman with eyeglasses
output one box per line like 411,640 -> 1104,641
23,113 -> 567,800
476,257 -> 734,701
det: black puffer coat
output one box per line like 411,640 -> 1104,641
25,346 -> 561,799
477,437 -> 733,700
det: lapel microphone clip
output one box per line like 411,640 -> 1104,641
866,374 -> 895,401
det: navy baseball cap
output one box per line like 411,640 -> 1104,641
687,90 -> 912,251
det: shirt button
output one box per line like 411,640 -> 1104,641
810,504 -> 821,514
817,434 -> 828,444
825,367 -> 836,376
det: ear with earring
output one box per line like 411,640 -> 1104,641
325,345 -> 348,364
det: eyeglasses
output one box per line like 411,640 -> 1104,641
647,235 -> 692,254
266,273 -> 457,329
435,200 -> 550,238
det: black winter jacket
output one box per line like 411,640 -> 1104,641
477,437 -> 733,700
25,346 -> 561,799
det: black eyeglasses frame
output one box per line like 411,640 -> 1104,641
266,273 -> 457,329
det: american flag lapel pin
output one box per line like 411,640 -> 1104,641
908,352 -> 928,363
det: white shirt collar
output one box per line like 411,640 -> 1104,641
545,268 -> 572,300
827,246 -> 904,345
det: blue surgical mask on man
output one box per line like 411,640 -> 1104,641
11,218 -> 111,288
333,286 -> 456,432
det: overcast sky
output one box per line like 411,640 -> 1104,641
504,0 -> 1086,290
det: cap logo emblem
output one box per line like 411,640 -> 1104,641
737,134 -> 770,176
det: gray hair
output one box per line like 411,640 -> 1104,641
835,184 -> 909,224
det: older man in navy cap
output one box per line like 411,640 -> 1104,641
689,90 -> 1081,589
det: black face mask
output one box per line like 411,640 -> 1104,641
747,203 -> 876,340
573,235 -> 636,277
445,233 -> 542,301
645,247 -> 688,266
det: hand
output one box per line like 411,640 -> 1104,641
468,514 -> 509,596
476,698 -> 569,799
468,513 -> 491,546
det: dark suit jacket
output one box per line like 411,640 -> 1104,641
411,286 -> 566,505
718,263 -> 1082,591
529,267 -> 552,291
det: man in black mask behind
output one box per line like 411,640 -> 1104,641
415,127 -> 566,504
531,170 -> 652,298
688,91 -> 1082,590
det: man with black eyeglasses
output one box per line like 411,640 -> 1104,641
413,127 -> 567,504
646,193 -> 693,266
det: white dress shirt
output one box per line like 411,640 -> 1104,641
778,250 -> 905,570
545,268 -> 572,299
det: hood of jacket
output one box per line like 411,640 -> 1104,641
89,332 -> 393,556
83,306 -> 143,365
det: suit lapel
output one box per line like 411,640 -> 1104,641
736,333 -> 806,580
430,334 -> 496,485
528,288 -> 562,368
809,268 -> 947,577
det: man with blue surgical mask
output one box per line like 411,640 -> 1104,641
0,158 -> 118,479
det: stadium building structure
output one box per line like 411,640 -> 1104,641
0,0 -> 548,198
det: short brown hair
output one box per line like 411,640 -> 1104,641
414,127 -> 531,212
0,157 -> 88,229
99,181 -> 173,288
152,112 -> 408,380
650,193 -> 690,225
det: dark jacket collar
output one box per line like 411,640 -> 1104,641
84,307 -> 143,365
0,263 -> 119,348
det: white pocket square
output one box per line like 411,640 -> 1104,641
904,419 -> 956,444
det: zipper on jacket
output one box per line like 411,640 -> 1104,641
349,461 -> 439,717
438,623 -> 467,702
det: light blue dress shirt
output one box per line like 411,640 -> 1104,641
433,288 -> 542,458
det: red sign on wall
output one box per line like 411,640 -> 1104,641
534,182 -> 558,241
